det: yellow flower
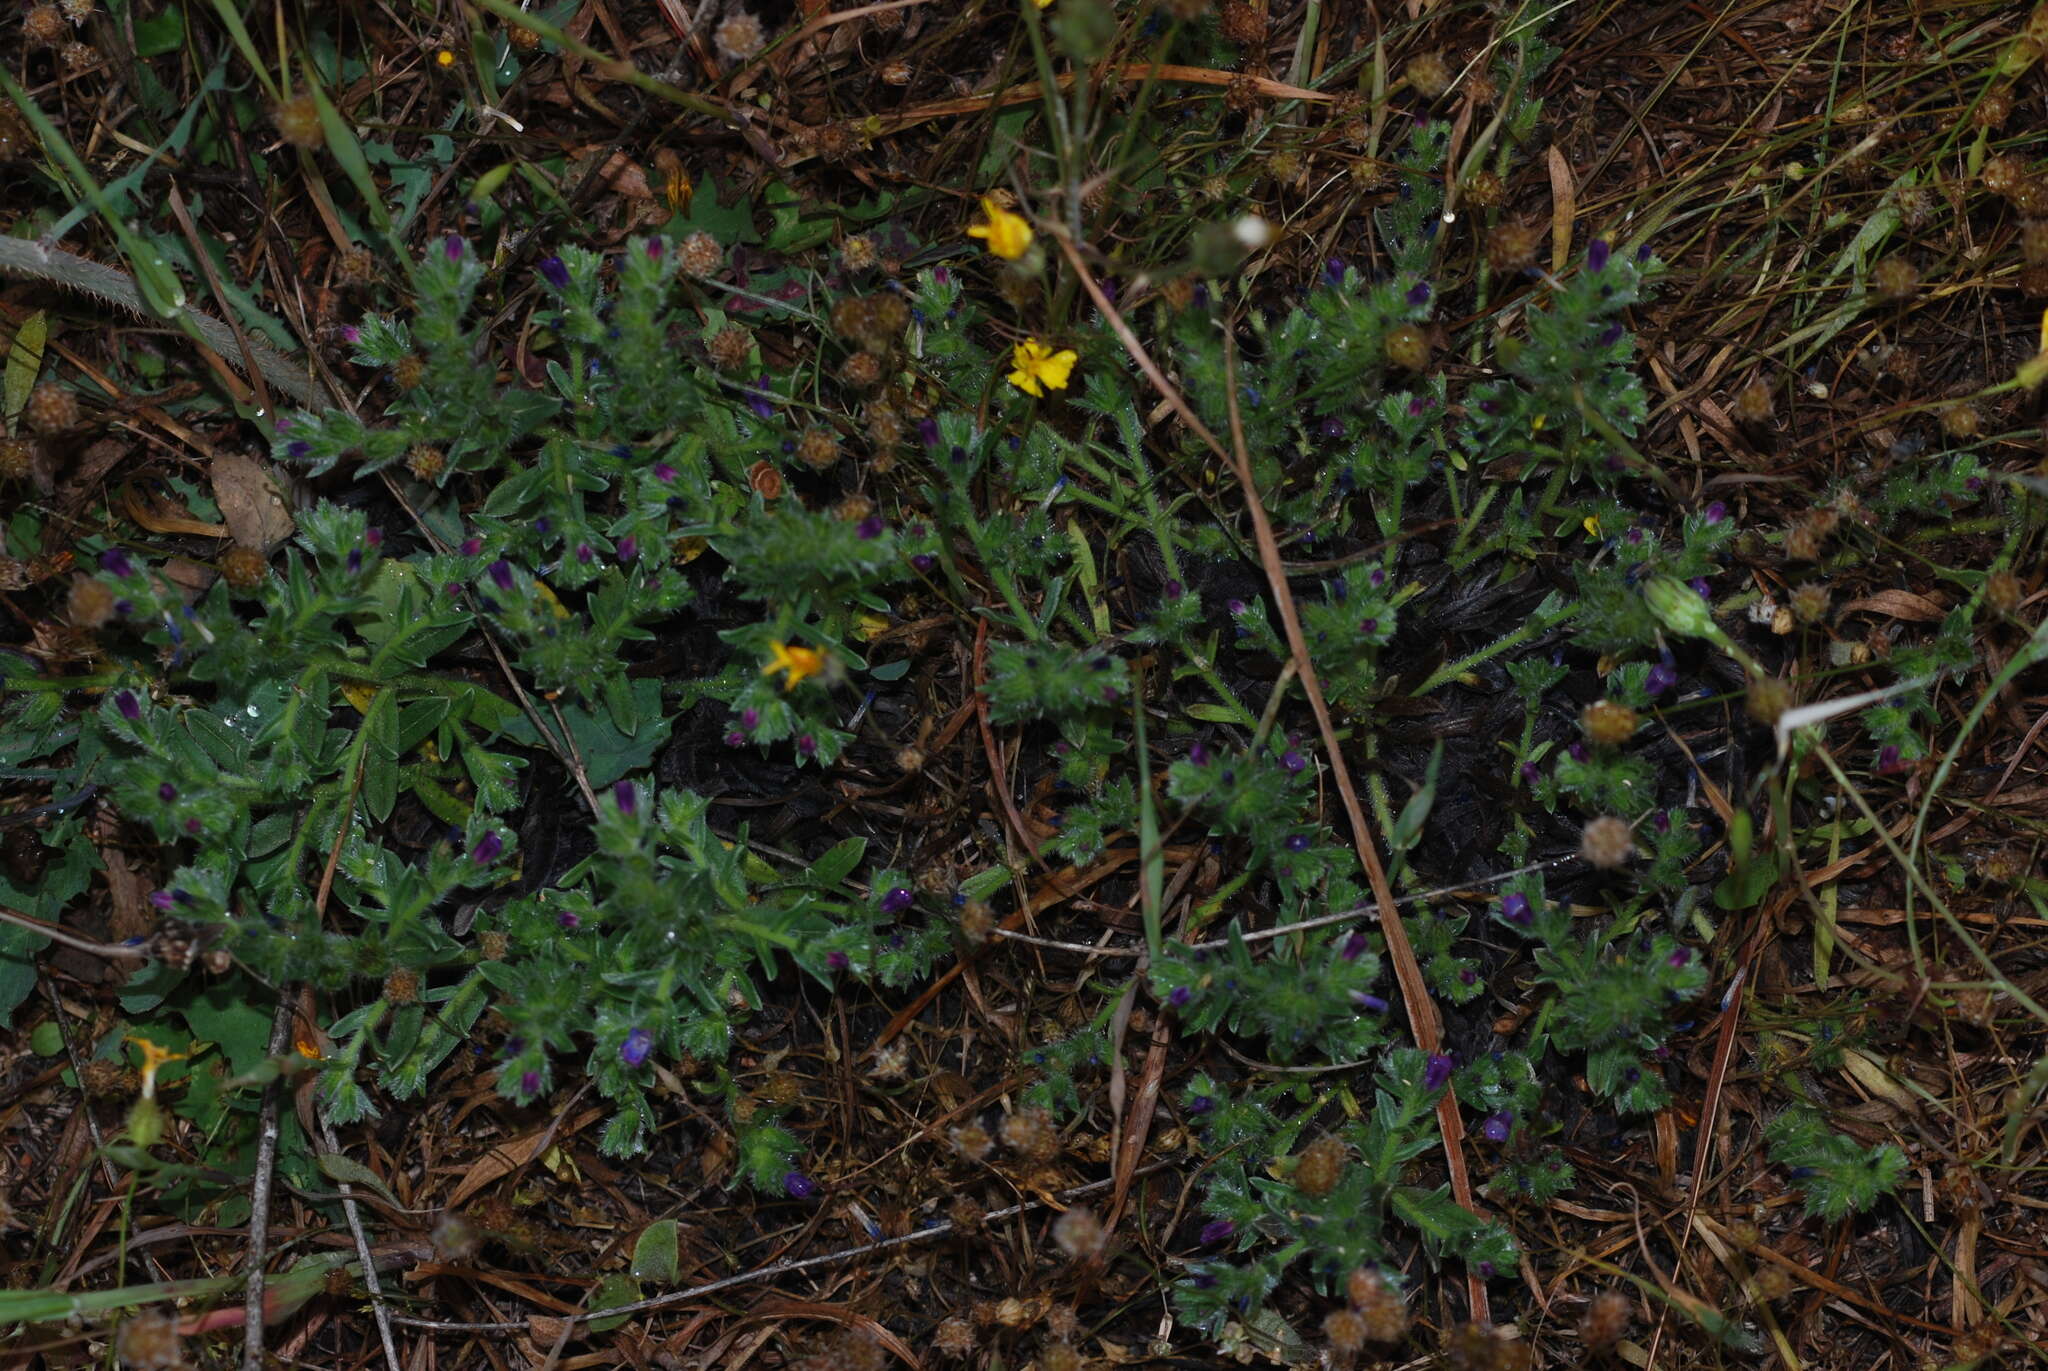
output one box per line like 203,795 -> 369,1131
129,1036 -> 187,1100
967,196 -> 1033,260
1034,0 -> 1054,7
1007,338 -> 1078,397
762,640 -> 828,691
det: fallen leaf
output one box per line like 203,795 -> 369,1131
211,450 -> 296,550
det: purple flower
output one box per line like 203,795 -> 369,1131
489,560 -> 514,592
911,553 -> 937,573
1352,993 -> 1389,1013
538,255 -> 570,289
646,238 -> 663,259
1408,395 -> 1430,417
576,543 -> 593,565
741,708 -> 759,729
1188,742 -> 1208,765
917,418 -> 940,446
150,889 -> 174,912
1323,258 -> 1346,287
1637,243 -> 1653,263
1340,932 -> 1369,961
1423,1053 -> 1455,1091
827,950 -> 849,971
460,537 -> 482,557
1877,744 -> 1902,772
346,548 -> 363,574
618,536 -> 638,563
287,440 -> 312,459
185,817 -> 202,834
1406,280 -> 1432,306
1200,1218 -> 1235,1244
519,1069 -> 541,1096
1691,577 -> 1712,599
558,910 -> 579,930
1568,741 -> 1589,763
1482,1111 -> 1513,1142
653,462 -> 677,483
783,1172 -> 818,1200
1164,579 -> 1184,599
881,887 -> 915,915
116,690 -> 141,721
1285,834 -> 1310,853
158,782 -> 177,802
1646,661 -> 1677,696
1519,761 -> 1540,786
613,781 -> 636,815
1703,500 -> 1727,523
1369,568 -> 1385,588
620,1028 -> 653,1066
1460,968 -> 1478,986
857,515 -> 885,540
445,235 -> 464,261
1280,750 -> 1305,774
100,548 -> 133,578
1588,239 -> 1610,272
341,325 -> 360,343
1668,947 -> 1691,968
796,734 -> 816,757
724,731 -> 746,747
1168,986 -> 1193,1009
1319,417 -> 1346,441
1478,1261 -> 1497,1279
470,832 -> 504,865
1226,598 -> 1247,615
1598,322 -> 1624,346
1501,892 -> 1533,925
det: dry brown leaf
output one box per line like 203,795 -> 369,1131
211,450 -> 296,550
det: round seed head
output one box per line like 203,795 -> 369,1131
949,1122 -> 993,1161
1732,379 -> 1774,424
61,0 -> 94,20
677,230 -> 722,277
0,436 -> 32,481
67,576 -> 116,629
217,545 -> 270,590
841,234 -> 878,271
959,899 -> 995,944
746,460 -> 783,500
271,93 -> 324,150
114,1311 -> 182,1370
714,11 -> 766,63
1579,816 -> 1635,869
2020,221 -> 2048,266
1984,569 -> 2022,613
1982,154 -> 2026,198
1406,51 -> 1454,99
1871,254 -> 1918,302
1041,1343 -> 1085,1371
1293,1134 -> 1348,1197
383,967 -> 419,1005
1384,324 -> 1430,371
706,323 -> 754,373
1000,1107 -> 1060,1161
59,39 -> 95,71
866,402 -> 904,448
1745,675 -> 1792,725
796,427 -> 841,471
1324,1308 -> 1369,1353
839,351 -> 883,390
1487,221 -> 1542,272
1051,1204 -> 1104,1259
933,1318 -> 977,1357
1940,402 -> 1981,438
1580,1291 -> 1633,1351
2023,264 -> 2048,298
1789,582 -> 1830,625
1974,88 -> 2014,129
1217,0 -> 1265,45
1462,169 -> 1506,208
23,5 -> 67,47
1580,700 -> 1638,745
392,354 -> 427,390
25,382 -> 80,435
1224,73 -> 1262,113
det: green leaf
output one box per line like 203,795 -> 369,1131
133,7 -> 186,57
631,1219 -> 680,1284
806,837 -> 866,889
587,1273 -> 641,1332
3,310 -> 46,427
317,1151 -> 403,1210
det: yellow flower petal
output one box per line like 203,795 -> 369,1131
967,196 -> 1034,260
761,641 -> 828,691
1007,338 -> 1077,396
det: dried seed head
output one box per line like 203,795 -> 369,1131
271,93 -> 324,150
1579,1291 -> 1633,1350
841,235 -> 879,272
1580,700 -> 1638,746
1052,1204 -> 1104,1259
1324,1308 -> 1369,1354
61,0 -> 94,20
814,122 -> 855,162
1224,73 -> 1262,113
746,460 -> 783,500
879,58 -> 912,86
405,444 -> 446,482
895,745 -> 926,772
2012,178 -> 2048,215
1789,582 -> 1830,625
1940,401 -> 1982,438
1486,221 -> 1542,273
677,230 -> 722,278
1871,254 -> 1918,302
2022,264 -> 2048,298
1442,1322 -> 1534,1371
950,1122 -> 993,1162
506,21 -> 539,49
1384,324 -> 1430,372
706,323 -> 754,373
1982,154 -> 2026,198
382,968 -> 419,1005
1579,816 -> 1635,870
1347,1267 -> 1409,1342
796,427 -> 841,471
866,402 -> 905,448
23,5 -> 67,47
1745,675 -> 1792,725
0,436 -> 29,481
26,382 -> 80,435
1160,276 -> 1196,312
218,545 -> 270,590
69,576 -> 116,630
1974,88 -> 2014,129
714,11 -> 766,63
392,354 -> 427,390
1265,148 -> 1304,186
933,1317 -> 977,1357
80,1058 -> 139,1098
839,351 -> 883,390
958,899 -> 995,945
1217,0 -> 1265,45
1045,1305 -> 1080,1342
1462,169 -> 1506,208
478,929 -> 509,960
1406,52 -> 1454,99
1783,517 -> 1825,562
1001,1107 -> 1060,1161
335,244 -> 376,284
833,493 -> 874,524
1731,379 -> 1774,424
1465,70 -> 1499,105
948,1195 -> 984,1233
1984,569 -> 2022,613
114,1311 -> 183,1370
1293,1134 -> 1348,1197
60,40 -> 95,71
2020,221 -> 2048,266
1979,847 -> 2027,885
